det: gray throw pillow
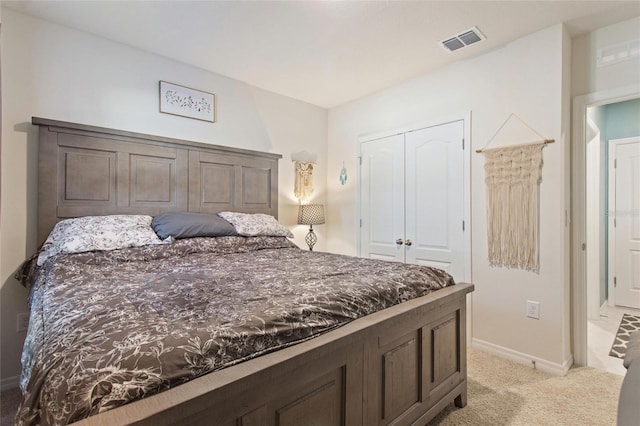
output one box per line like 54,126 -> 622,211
152,212 -> 238,240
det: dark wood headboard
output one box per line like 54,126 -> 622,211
33,117 -> 281,244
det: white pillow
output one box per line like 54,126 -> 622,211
37,215 -> 163,266
217,212 -> 293,238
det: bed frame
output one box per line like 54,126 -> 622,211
32,117 -> 473,426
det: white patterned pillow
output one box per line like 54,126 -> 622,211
37,215 -> 163,266
217,212 -> 293,238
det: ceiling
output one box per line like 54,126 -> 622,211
5,1 -> 640,108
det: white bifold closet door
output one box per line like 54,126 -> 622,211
360,120 -> 465,281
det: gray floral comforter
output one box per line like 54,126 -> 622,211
16,236 -> 454,425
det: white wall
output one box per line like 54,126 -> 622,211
0,8 -> 327,386
327,25 -> 572,373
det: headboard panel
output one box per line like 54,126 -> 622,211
33,117 -> 281,244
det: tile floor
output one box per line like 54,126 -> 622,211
587,303 -> 640,376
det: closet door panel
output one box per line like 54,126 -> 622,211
360,135 -> 405,263
405,121 -> 465,281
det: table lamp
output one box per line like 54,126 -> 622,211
297,204 -> 325,251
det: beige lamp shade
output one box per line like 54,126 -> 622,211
297,204 -> 325,225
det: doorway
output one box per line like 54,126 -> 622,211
573,91 -> 640,374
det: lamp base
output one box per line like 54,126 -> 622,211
305,225 -> 317,251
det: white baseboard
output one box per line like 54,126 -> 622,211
0,375 -> 20,391
472,338 -> 573,376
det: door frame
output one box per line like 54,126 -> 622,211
571,84 -> 640,366
585,120 -> 603,320
607,136 -> 640,308
357,111 -> 471,283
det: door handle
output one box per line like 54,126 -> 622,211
405,239 -> 413,247
395,238 -> 404,245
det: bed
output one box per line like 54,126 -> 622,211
17,117 -> 473,426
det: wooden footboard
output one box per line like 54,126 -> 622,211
366,284 -> 469,425
76,283 -> 472,426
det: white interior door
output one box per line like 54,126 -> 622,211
360,134 -> 405,262
405,121 -> 465,281
609,137 -> 640,309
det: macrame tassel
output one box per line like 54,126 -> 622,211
483,143 -> 544,272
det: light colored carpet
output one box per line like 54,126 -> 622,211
430,348 -> 624,426
0,349 -> 624,426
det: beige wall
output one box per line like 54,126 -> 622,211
0,8 -> 328,386
327,24 -> 572,373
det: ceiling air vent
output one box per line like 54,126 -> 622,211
440,26 -> 485,52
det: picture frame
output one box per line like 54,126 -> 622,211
159,81 -> 215,122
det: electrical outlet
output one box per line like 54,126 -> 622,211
526,301 -> 540,319
16,312 -> 30,332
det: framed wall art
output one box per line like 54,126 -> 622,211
159,80 -> 215,122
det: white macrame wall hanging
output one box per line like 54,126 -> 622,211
292,151 -> 317,203
294,161 -> 314,202
477,114 -> 555,272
